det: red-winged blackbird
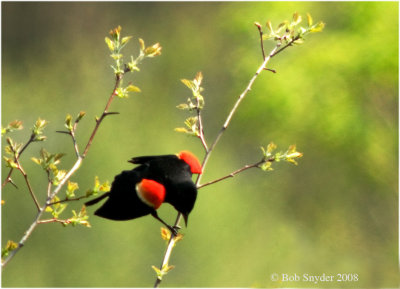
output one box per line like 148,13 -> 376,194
85,151 -> 202,234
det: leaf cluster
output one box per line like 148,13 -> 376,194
85,176 -> 110,197
31,149 -> 66,185
175,72 -> 204,137
3,118 -> 48,169
105,26 -> 162,98
1,241 -> 18,260
260,142 -> 303,171
1,120 -> 23,136
257,12 -> 324,46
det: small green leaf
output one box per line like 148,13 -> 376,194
47,196 -> 67,218
115,87 -> 128,98
151,264 -> 175,280
110,53 -> 123,60
174,127 -> 190,134
307,13 -> 313,27
193,71 -> 203,87
67,206 -> 91,227
310,21 -> 325,33
65,114 -> 73,131
293,38 -> 304,45
9,120 -> 23,130
4,145 -> 13,156
261,161 -> 273,171
181,79 -> 194,90
86,176 -> 110,197
160,227 -> 171,242
121,36 -> 132,46
76,111 -> 86,123
66,181 -> 79,198
292,12 -> 302,25
162,264 -> 175,274
284,145 -> 303,165
109,26 -> 122,40
152,266 -> 163,279
127,57 -> 140,72
32,118 -> 48,141
31,157 -> 42,165
3,157 -> 18,169
105,37 -> 115,52
126,85 -> 141,93
144,43 -> 162,57
2,240 -> 18,258
266,20 -> 273,32
1,120 -> 23,136
176,103 -> 189,110
138,38 -> 145,51
33,118 -> 48,133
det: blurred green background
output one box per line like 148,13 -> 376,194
2,2 -> 398,288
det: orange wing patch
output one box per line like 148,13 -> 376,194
136,179 -> 166,209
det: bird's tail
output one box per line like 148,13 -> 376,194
85,192 -> 110,206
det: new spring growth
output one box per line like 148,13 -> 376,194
260,142 -> 303,171
1,120 -> 23,136
261,12 -> 324,45
175,72 -> 205,136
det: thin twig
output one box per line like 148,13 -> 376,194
270,35 -> 301,58
154,213 -> 182,288
15,160 -> 41,211
196,99 -> 208,152
197,160 -> 265,189
256,23 -> 266,60
2,133 -> 35,188
70,130 -> 80,158
82,76 -> 121,158
37,218 -> 69,224
47,195 -> 88,206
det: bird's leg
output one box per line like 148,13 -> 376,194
151,211 -> 178,236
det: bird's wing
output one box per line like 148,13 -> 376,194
94,169 -> 153,220
128,154 -> 176,165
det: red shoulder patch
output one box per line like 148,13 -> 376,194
136,179 -> 166,209
178,151 -> 203,174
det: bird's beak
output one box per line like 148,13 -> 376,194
182,213 -> 189,227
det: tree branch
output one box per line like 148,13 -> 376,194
2,133 -> 35,188
153,43 -> 281,288
197,160 -> 265,189
82,76 -> 121,158
47,194 -> 88,206
196,101 -> 208,153
1,73 -> 124,269
14,160 -> 41,211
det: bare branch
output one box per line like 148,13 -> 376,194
196,100 -> 208,152
47,194 -> 88,206
15,160 -> 41,211
81,78 -> 120,158
37,219 -> 69,224
255,22 -> 266,60
197,160 -> 265,189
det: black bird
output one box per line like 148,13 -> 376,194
85,151 -> 202,234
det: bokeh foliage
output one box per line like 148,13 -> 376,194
2,2 -> 398,288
